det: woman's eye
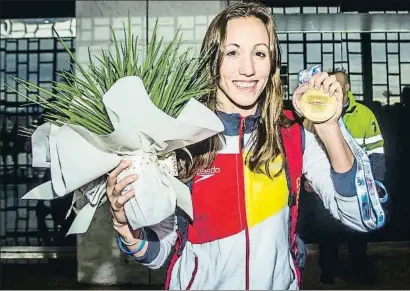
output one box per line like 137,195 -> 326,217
226,51 -> 238,57
255,51 -> 267,58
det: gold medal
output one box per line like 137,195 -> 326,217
298,87 -> 337,123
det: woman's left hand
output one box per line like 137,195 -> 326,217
293,72 -> 354,173
292,72 -> 344,125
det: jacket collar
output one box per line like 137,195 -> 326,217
344,91 -> 357,114
216,106 -> 261,136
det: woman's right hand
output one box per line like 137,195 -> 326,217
106,159 -> 138,236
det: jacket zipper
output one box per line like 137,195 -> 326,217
165,233 -> 182,290
238,117 -> 250,290
186,256 -> 198,290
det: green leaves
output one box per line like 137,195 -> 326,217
7,16 -> 214,137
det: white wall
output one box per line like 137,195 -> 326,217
75,0 -> 229,285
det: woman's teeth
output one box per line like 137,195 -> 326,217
233,81 -> 257,88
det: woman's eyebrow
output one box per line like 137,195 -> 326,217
226,43 -> 269,49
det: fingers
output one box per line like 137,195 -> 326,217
309,72 -> 341,96
109,206 -> 126,230
109,206 -> 115,217
107,160 -> 132,188
114,199 -> 123,210
328,81 -> 341,98
321,74 -> 335,93
308,72 -> 327,89
112,217 -> 126,228
293,82 -> 309,96
116,189 -> 136,207
110,188 -> 135,212
292,83 -> 308,113
108,197 -> 132,234
113,174 -> 138,196
109,206 -> 126,225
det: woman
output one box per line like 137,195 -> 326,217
107,2 -> 371,290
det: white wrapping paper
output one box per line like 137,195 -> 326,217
23,76 -> 224,235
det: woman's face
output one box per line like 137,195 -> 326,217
217,16 -> 271,116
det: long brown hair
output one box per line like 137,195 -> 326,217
178,2 -> 290,181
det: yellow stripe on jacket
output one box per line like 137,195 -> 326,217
244,154 -> 289,229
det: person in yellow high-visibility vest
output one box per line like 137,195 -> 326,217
341,83 -> 385,169
297,69 -> 386,285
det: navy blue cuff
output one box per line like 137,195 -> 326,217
134,228 -> 161,264
331,159 -> 357,197
369,153 -> 386,182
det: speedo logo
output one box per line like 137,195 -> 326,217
195,166 -> 220,183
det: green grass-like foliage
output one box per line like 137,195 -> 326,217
7,17 -> 214,136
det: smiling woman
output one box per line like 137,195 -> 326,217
217,17 -> 271,116
106,2 -> 386,290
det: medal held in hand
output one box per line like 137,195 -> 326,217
296,65 -> 337,123
296,65 -> 388,230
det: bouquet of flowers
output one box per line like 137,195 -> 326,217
8,18 -> 223,235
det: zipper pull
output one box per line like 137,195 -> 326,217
239,117 -> 246,136
239,117 -> 246,149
